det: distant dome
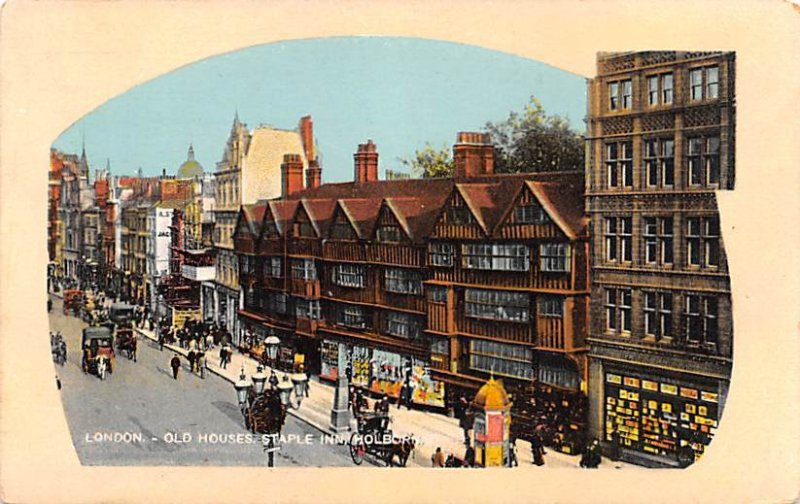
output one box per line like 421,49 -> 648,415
177,144 -> 204,178
472,377 -> 511,410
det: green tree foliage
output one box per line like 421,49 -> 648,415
399,142 -> 454,179
484,96 -> 584,173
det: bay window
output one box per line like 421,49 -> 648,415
384,268 -> 423,295
465,288 -> 529,323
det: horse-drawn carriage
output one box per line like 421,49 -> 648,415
242,388 -> 287,435
81,326 -> 115,379
348,411 -> 415,467
109,303 -> 137,361
63,289 -> 84,316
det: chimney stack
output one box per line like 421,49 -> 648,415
306,159 -> 322,189
282,153 -> 304,197
299,116 -> 315,162
453,132 -> 495,178
354,140 -> 379,184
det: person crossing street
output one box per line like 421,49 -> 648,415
170,354 -> 181,380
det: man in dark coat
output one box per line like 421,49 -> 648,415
580,439 -> 601,468
188,350 -> 196,373
170,354 -> 181,380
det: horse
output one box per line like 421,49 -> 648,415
96,356 -> 108,380
386,434 -> 416,467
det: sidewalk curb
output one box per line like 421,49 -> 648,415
135,328 -> 337,437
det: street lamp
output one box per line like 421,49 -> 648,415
264,335 -> 280,369
234,369 -> 252,419
252,366 -> 268,395
290,372 -> 309,408
277,375 -> 293,407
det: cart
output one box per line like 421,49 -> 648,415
81,326 -> 115,379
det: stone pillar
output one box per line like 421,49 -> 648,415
330,342 -> 351,433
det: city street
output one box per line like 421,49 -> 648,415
48,294 -> 353,467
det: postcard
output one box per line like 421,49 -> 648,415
1,1 -> 798,503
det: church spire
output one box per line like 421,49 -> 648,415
187,143 -> 195,161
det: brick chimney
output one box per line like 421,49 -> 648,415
299,115 -> 315,162
453,132 -> 495,178
281,153 -> 304,197
354,140 -> 379,184
306,159 -> 322,189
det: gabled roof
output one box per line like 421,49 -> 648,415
268,199 -> 301,236
336,198 -> 383,239
236,203 -> 268,237
524,179 -> 586,239
247,171 -> 584,244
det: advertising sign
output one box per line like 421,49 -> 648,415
319,340 -> 339,381
171,307 -> 201,330
410,358 -> 446,407
369,349 -> 404,397
351,346 -> 371,387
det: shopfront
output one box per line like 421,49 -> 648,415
603,370 -> 720,465
319,338 -> 446,408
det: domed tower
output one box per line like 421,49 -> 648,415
177,144 -> 204,179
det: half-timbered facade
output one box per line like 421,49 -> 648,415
233,134 -> 589,442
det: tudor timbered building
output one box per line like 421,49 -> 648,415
233,133 -> 590,451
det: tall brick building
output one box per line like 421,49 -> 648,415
585,51 -> 735,467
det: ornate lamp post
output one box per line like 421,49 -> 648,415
235,365 -> 287,468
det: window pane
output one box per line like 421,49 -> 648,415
662,73 -> 674,104
706,67 -> 719,99
648,76 -> 659,105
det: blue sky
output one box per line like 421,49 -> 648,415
52,37 -> 587,182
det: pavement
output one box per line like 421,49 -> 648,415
133,322 -> 635,470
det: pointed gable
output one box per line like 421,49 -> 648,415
524,180 -> 586,240
258,204 -> 280,240
432,185 -> 487,239
339,198 -> 382,239
373,200 -> 411,244
269,199 -> 300,237
329,202 -> 359,240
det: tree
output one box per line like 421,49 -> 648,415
484,96 -> 584,173
398,142 -> 454,179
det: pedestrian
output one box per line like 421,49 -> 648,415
304,368 -> 311,398
47,299 -> 52,313
268,370 -> 279,390
197,351 -> 206,379
131,335 -> 138,363
219,345 -> 228,368
580,439 -> 601,469
188,350 -> 196,373
158,331 -> 165,351
464,445 -> 475,467
55,375 -> 61,390
170,354 -> 181,380
531,431 -> 546,466
509,438 -> 519,467
431,447 -> 445,468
